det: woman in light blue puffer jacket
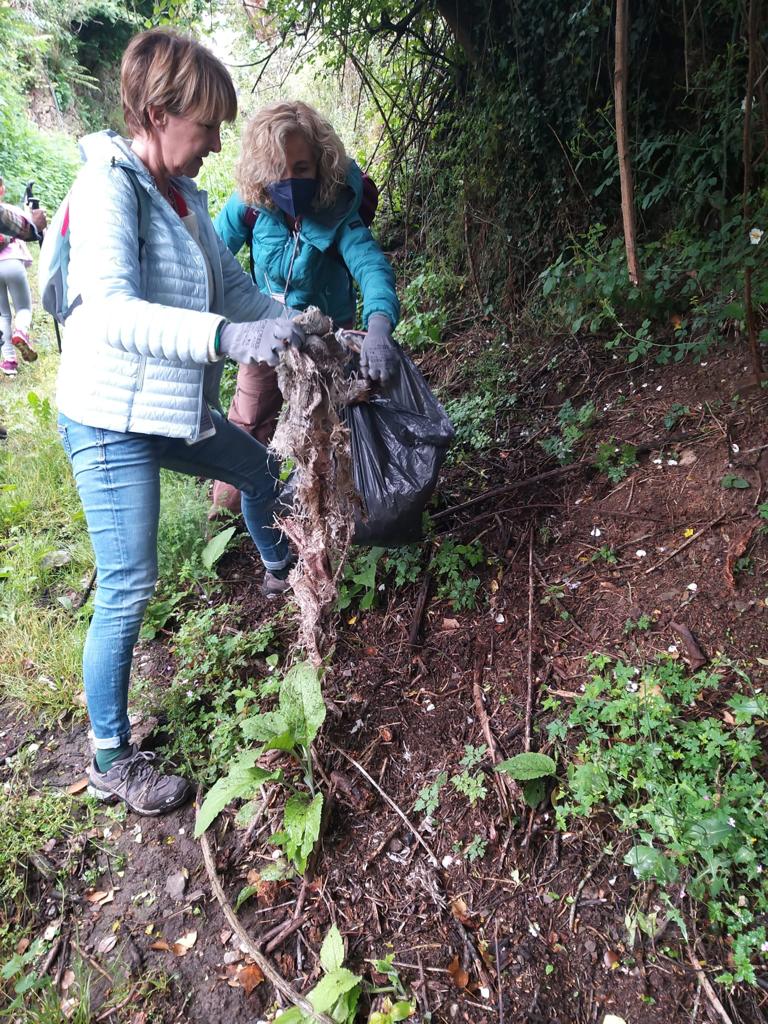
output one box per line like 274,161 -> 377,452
56,28 -> 309,816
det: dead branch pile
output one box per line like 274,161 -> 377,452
271,308 -> 362,664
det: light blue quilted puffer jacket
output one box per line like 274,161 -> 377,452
56,131 -> 285,441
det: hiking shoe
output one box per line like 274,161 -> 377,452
87,745 -> 191,816
261,570 -> 293,599
12,328 -> 37,363
1,360 -> 17,377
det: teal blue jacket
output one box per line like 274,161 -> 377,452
214,161 -> 399,328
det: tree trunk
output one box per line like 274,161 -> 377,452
742,0 -> 763,381
614,0 -> 641,286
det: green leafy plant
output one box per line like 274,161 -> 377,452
275,925 -> 362,1023
721,473 -> 750,490
414,771 -> 448,817
451,744 -> 488,806
557,655 -> 768,985
497,752 -> 557,808
591,544 -> 618,565
430,538 -> 485,611
624,613 -> 654,634
594,440 -> 639,483
464,834 -> 488,862
664,403 -> 691,431
196,661 -> 327,876
539,400 -> 597,465
367,953 -> 417,1022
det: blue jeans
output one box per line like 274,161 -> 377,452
58,411 -> 291,749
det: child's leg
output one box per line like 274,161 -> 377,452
0,275 -> 15,370
0,261 -> 35,362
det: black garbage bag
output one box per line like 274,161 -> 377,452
344,346 -> 454,545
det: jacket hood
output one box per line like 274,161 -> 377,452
78,131 -> 149,177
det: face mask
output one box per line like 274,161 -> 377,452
266,177 -> 318,218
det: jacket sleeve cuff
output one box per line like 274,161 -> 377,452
209,319 -> 226,361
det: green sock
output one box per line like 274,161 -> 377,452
96,745 -> 131,773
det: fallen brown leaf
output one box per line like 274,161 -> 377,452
447,954 -> 469,989
61,968 -> 76,992
85,889 -> 114,906
171,930 -> 198,956
450,897 -> 472,925
66,777 -> 89,795
441,618 -> 461,630
150,940 -> 172,952
96,934 -> 117,955
725,521 -> 760,590
237,964 -> 264,994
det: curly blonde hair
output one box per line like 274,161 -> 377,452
236,101 -> 349,210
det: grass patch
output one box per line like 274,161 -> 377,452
0,345 -> 91,720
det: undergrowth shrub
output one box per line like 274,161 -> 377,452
550,655 -> 768,986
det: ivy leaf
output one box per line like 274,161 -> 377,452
201,526 -> 236,570
319,924 -> 345,974
496,752 -> 556,781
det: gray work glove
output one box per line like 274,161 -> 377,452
360,314 -> 398,384
219,318 -> 305,366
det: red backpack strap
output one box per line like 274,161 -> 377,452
358,173 -> 379,227
243,206 -> 259,231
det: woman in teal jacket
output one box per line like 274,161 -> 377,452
211,100 -> 400,515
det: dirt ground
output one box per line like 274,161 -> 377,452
3,337 -> 768,1023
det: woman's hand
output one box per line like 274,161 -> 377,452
360,314 -> 398,384
219,318 -> 305,366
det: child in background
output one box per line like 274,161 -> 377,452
0,176 -> 36,376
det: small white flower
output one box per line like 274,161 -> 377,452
590,527 -> 602,538
687,583 -> 698,591
495,613 -> 505,624
667,459 -> 678,466
750,227 -> 764,245
762,941 -> 768,953
656,385 -> 663,392
668,644 -> 678,653
442,855 -> 454,868
425,702 -> 435,712
652,458 -> 662,465
636,549 -> 647,558
700,362 -> 707,367
756,865 -> 763,874
728,817 -> 736,828
731,443 -> 740,454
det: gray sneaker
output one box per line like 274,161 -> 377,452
87,745 -> 191,816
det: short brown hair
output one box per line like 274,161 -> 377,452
121,29 -> 237,134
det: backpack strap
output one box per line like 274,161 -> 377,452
242,206 -> 259,282
62,165 -> 152,325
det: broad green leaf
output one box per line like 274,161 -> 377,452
259,858 -> 295,882
264,730 -> 301,753
727,694 -> 768,722
522,777 -> 547,808
308,967 -> 361,1013
687,812 -> 733,849
274,1009 -> 305,1024
242,709 -> 290,742
201,525 -> 237,570
496,752 -> 556,781
195,757 -> 278,837
624,845 -> 679,883
275,792 -> 324,873
320,924 -> 345,974
569,762 -> 609,806
391,1002 -> 416,1020
234,884 -> 259,911
281,661 -> 326,746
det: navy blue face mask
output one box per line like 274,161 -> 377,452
266,177 -> 319,218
